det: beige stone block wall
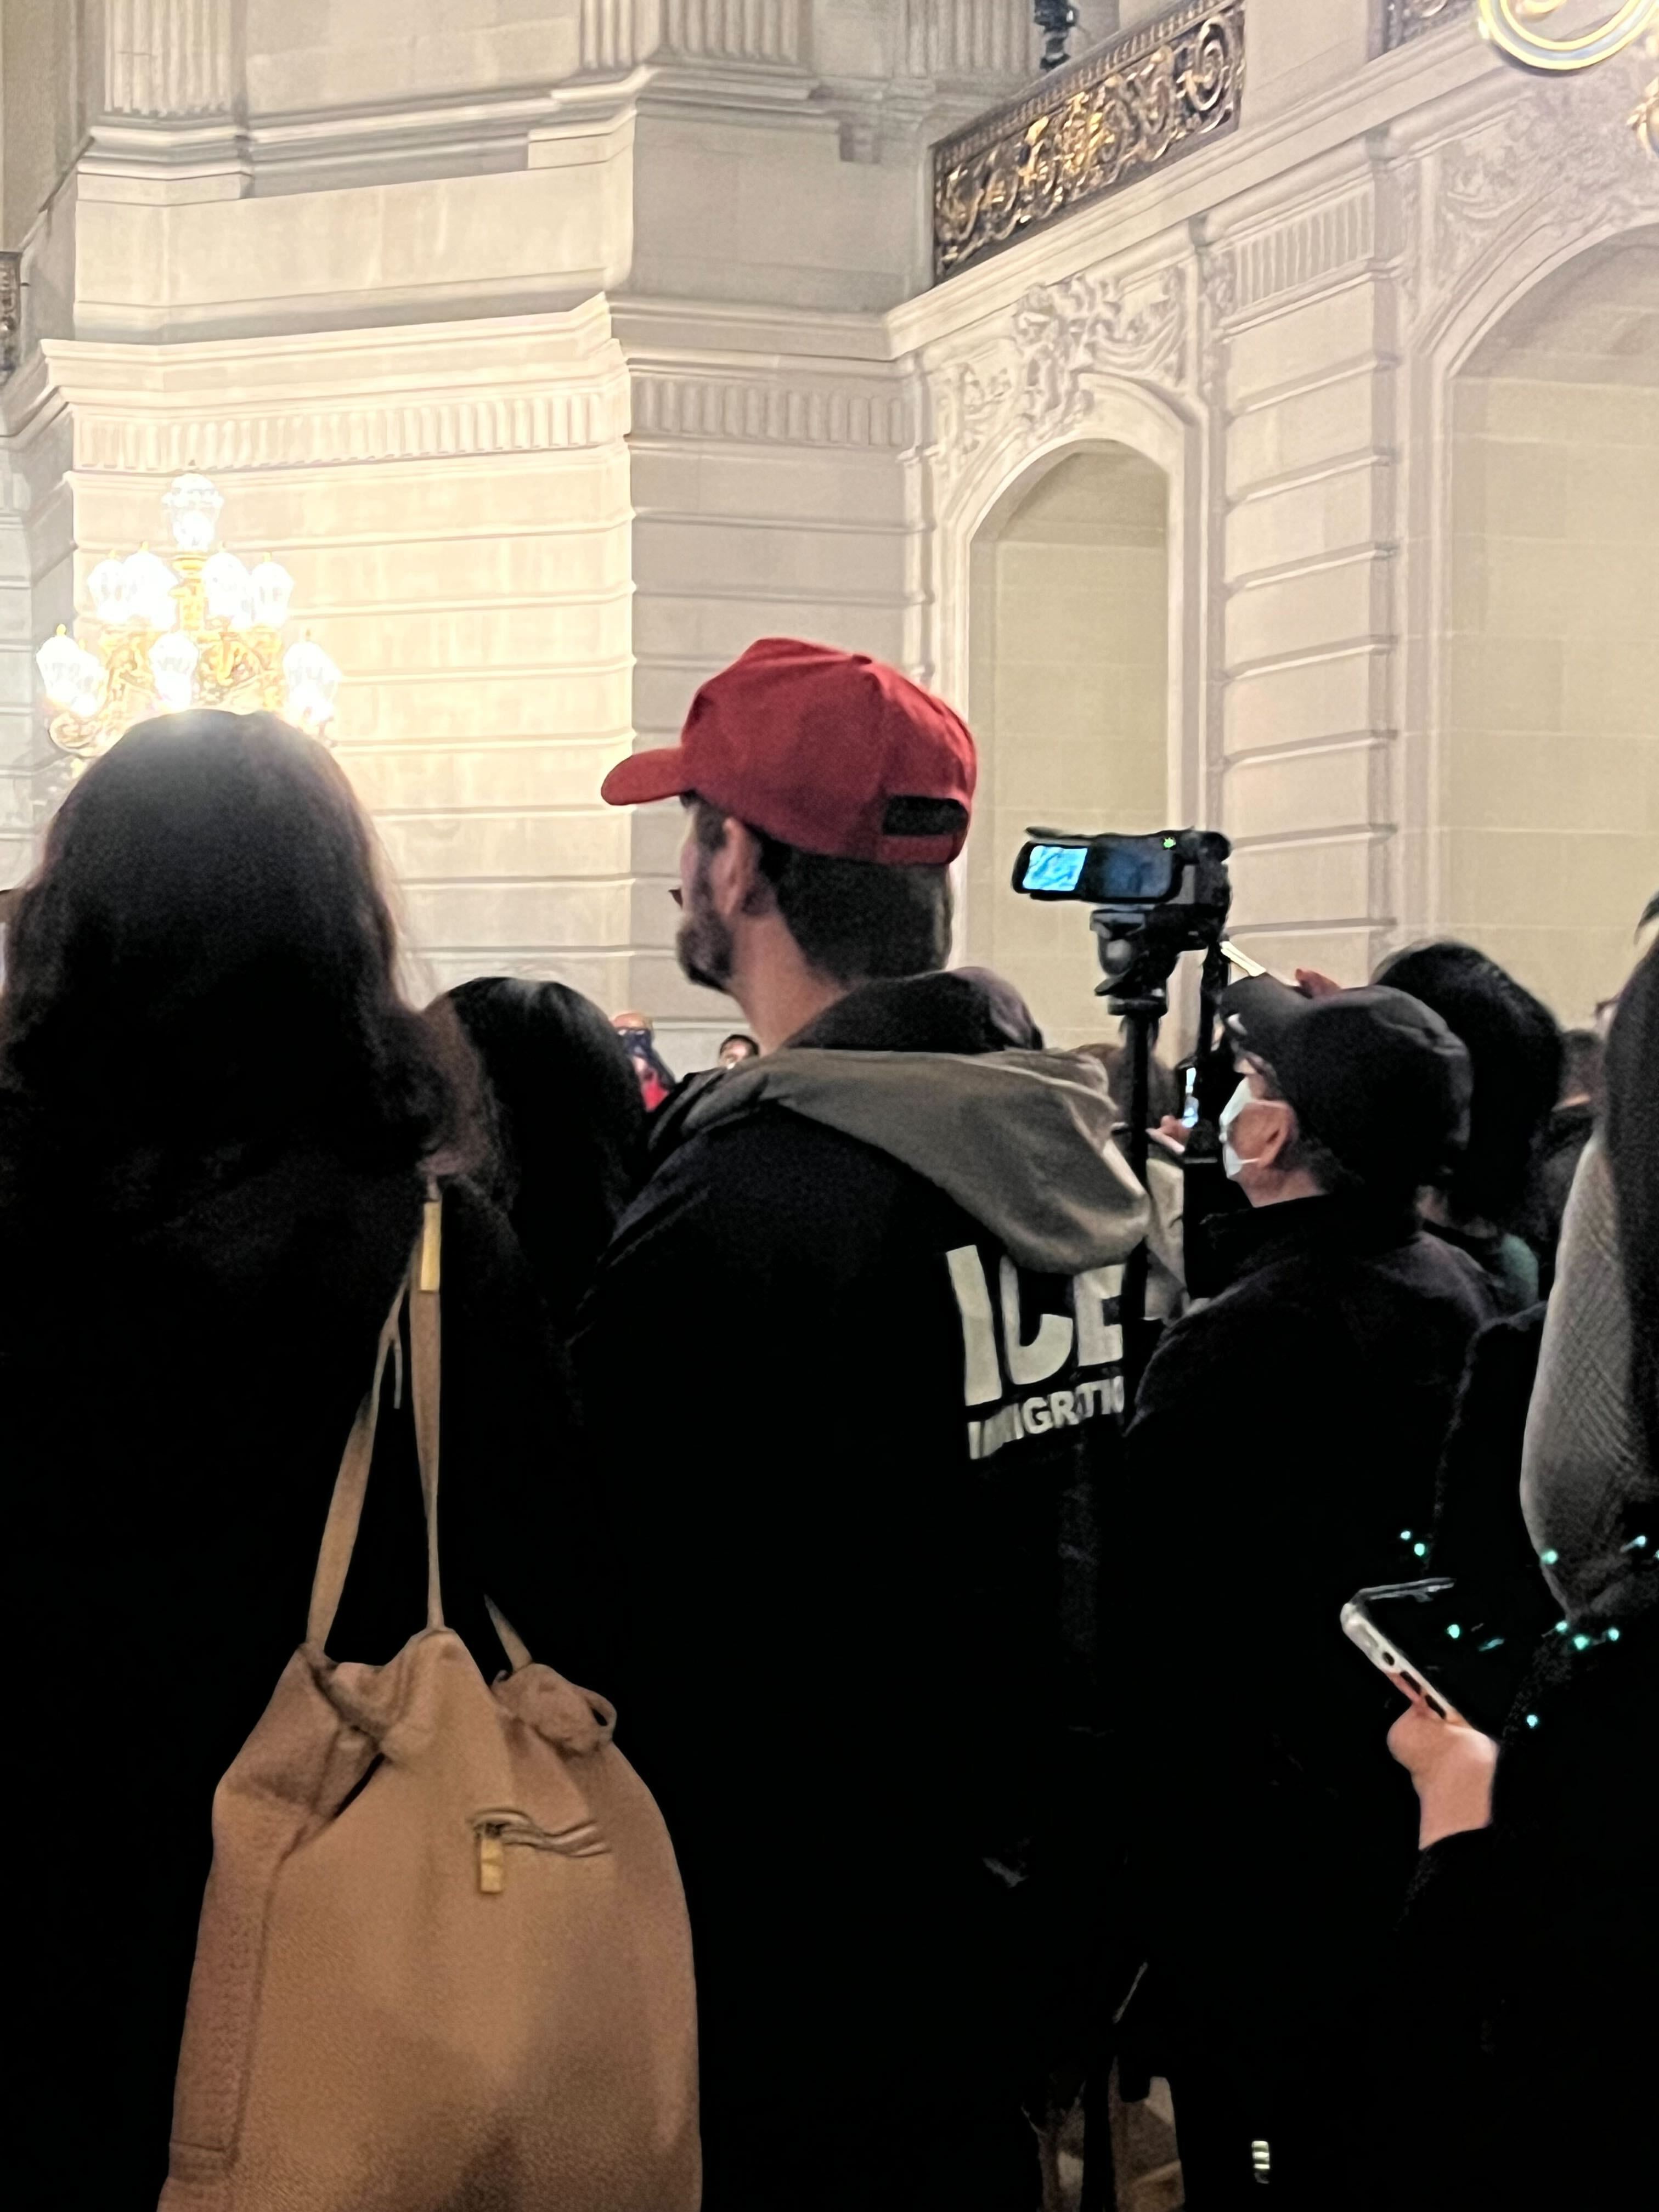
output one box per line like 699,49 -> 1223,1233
620,320 -> 921,1067
1444,238 -> 1659,1028
964,448 -> 1170,1048
1215,238 -> 1398,988
244,1 -> 584,111
8,307 -> 639,1009
0,473 -> 34,888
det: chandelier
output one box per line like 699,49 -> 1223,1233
35,471 -> 342,763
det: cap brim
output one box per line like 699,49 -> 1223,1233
1221,975 -> 1318,1064
600,746 -> 696,807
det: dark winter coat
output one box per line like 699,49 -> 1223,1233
1385,1582 -> 1658,2210
571,969 -> 1153,2202
4,1152 -> 590,2212
1113,1194 -> 1496,2203
1429,1305 -> 1559,1702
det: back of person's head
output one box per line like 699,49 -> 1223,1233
599,638 -> 974,1001
1373,940 -> 1562,1230
1604,940 -> 1658,1475
1220,978 -> 1472,1210
0,710 -> 458,1205
685,796 -> 951,983
444,978 -> 646,1333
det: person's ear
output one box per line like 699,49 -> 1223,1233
721,821 -> 777,921
697,815 -> 750,919
1254,1099 -> 1296,1172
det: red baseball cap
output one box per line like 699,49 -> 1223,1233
600,637 -> 977,865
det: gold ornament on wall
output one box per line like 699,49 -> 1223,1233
36,473 -> 342,763
1475,1 -> 1659,153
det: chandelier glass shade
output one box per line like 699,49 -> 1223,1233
36,472 -> 341,763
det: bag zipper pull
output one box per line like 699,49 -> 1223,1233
477,1821 -> 506,1895
472,1808 -> 608,1893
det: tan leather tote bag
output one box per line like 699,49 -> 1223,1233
162,1194 -> 701,2212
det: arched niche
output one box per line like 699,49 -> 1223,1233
962,441 -> 1175,1045
1441,225 -> 1658,1025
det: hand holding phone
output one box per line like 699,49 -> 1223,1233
1386,1681 -> 1498,1850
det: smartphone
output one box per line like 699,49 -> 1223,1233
1341,1578 -> 1516,1739
1220,939 -> 1271,980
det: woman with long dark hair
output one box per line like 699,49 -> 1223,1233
444,977 -> 646,1338
1370,940 -> 1562,1308
2,713 -> 596,2211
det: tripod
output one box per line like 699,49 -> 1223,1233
1090,916 -> 1232,1372
1076,923 -> 1231,2212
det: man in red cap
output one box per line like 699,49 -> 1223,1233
575,639 -> 1154,2208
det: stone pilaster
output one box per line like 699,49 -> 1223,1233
103,0 -> 239,119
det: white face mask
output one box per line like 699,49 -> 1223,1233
1219,1077 -> 1265,1181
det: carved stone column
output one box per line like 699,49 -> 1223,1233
901,1 -> 1036,81
580,0 -> 808,71
103,0 -> 239,118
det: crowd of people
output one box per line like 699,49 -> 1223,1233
2,635 -> 1652,2212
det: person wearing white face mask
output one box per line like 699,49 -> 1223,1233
1216,1067 -> 1295,1186
1110,978 -> 1496,2212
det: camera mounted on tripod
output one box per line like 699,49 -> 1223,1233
1012,826 -> 1240,1355
1011,827 -> 1232,1009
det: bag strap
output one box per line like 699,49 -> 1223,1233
411,1182 -> 444,1634
306,1181 -> 447,1652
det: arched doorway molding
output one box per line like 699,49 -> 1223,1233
1396,193 -> 1659,952
929,373 -> 1206,904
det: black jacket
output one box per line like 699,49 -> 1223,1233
1429,1306 -> 1559,1700
4,1153 -> 586,2212
1386,1584 -> 1658,2209
1114,1196 -> 1495,2193
571,971 -> 1153,2154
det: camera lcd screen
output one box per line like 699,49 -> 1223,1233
1022,844 -> 1089,894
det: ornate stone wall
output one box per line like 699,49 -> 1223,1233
0,0 -> 1034,1061
3,0 -> 1655,1051
901,19 -> 1658,1011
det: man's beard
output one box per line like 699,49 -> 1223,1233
676,851 -> 736,992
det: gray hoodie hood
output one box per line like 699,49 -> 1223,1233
684,1045 -> 1150,1276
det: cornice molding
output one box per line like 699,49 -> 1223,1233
1200,176 -> 1383,330
4,306 -> 631,472
629,369 -> 913,448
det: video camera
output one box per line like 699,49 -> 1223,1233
1011,827 -> 1232,1000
